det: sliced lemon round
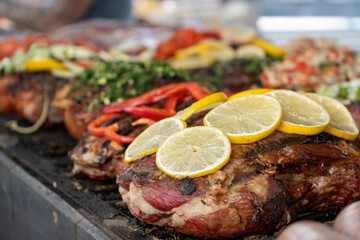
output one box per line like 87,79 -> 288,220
304,93 -> 359,140
178,92 -> 228,121
228,88 -> 275,101
124,117 -> 186,163
265,90 -> 330,135
156,126 -> 231,179
236,45 -> 266,59
204,95 -> 282,143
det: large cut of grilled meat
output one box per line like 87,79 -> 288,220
0,72 -> 69,125
116,111 -> 360,239
70,99 -> 195,180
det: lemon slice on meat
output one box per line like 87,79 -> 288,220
304,93 -> 359,140
124,117 -> 186,163
204,95 -> 282,143
228,88 -> 275,101
156,126 -> 231,179
178,92 -> 228,121
265,90 -> 330,135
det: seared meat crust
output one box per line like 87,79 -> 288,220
70,113 -> 148,179
347,101 -> 360,130
1,72 -> 67,125
0,74 -> 18,113
116,114 -> 360,238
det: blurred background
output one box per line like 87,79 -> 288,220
1,0 -> 360,49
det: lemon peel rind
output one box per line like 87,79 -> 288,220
124,148 -> 157,163
325,126 -> 358,141
228,88 -> 275,101
179,92 -> 227,121
277,122 -> 328,135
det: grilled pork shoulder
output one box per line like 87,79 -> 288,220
0,72 -> 67,125
116,111 -> 360,239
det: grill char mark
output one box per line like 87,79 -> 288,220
243,132 -> 341,165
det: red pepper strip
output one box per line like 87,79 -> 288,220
103,82 -> 205,115
200,86 -> 212,96
165,96 -> 178,111
88,114 -> 116,137
132,118 -> 156,126
223,91 -> 234,97
123,106 -> 176,121
104,84 -> 181,114
186,83 -> 208,101
104,123 -> 135,143
75,60 -> 98,68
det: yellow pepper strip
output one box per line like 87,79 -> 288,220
173,45 -> 208,60
173,40 -> 229,61
25,59 -> 67,72
252,38 -> 285,58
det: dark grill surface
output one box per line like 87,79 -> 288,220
0,114 -> 337,240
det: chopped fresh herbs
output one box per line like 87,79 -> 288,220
73,57 -> 277,111
76,61 -> 193,111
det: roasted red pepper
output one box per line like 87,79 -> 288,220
165,96 -> 178,111
104,123 -> 135,143
223,91 -> 234,98
123,106 -> 176,121
90,83 -> 212,139
88,114 -> 115,137
75,60 -> 98,68
103,82 -> 207,115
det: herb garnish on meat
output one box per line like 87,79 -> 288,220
73,57 -> 277,111
75,61 -> 193,111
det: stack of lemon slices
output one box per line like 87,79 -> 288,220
124,89 -> 359,179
